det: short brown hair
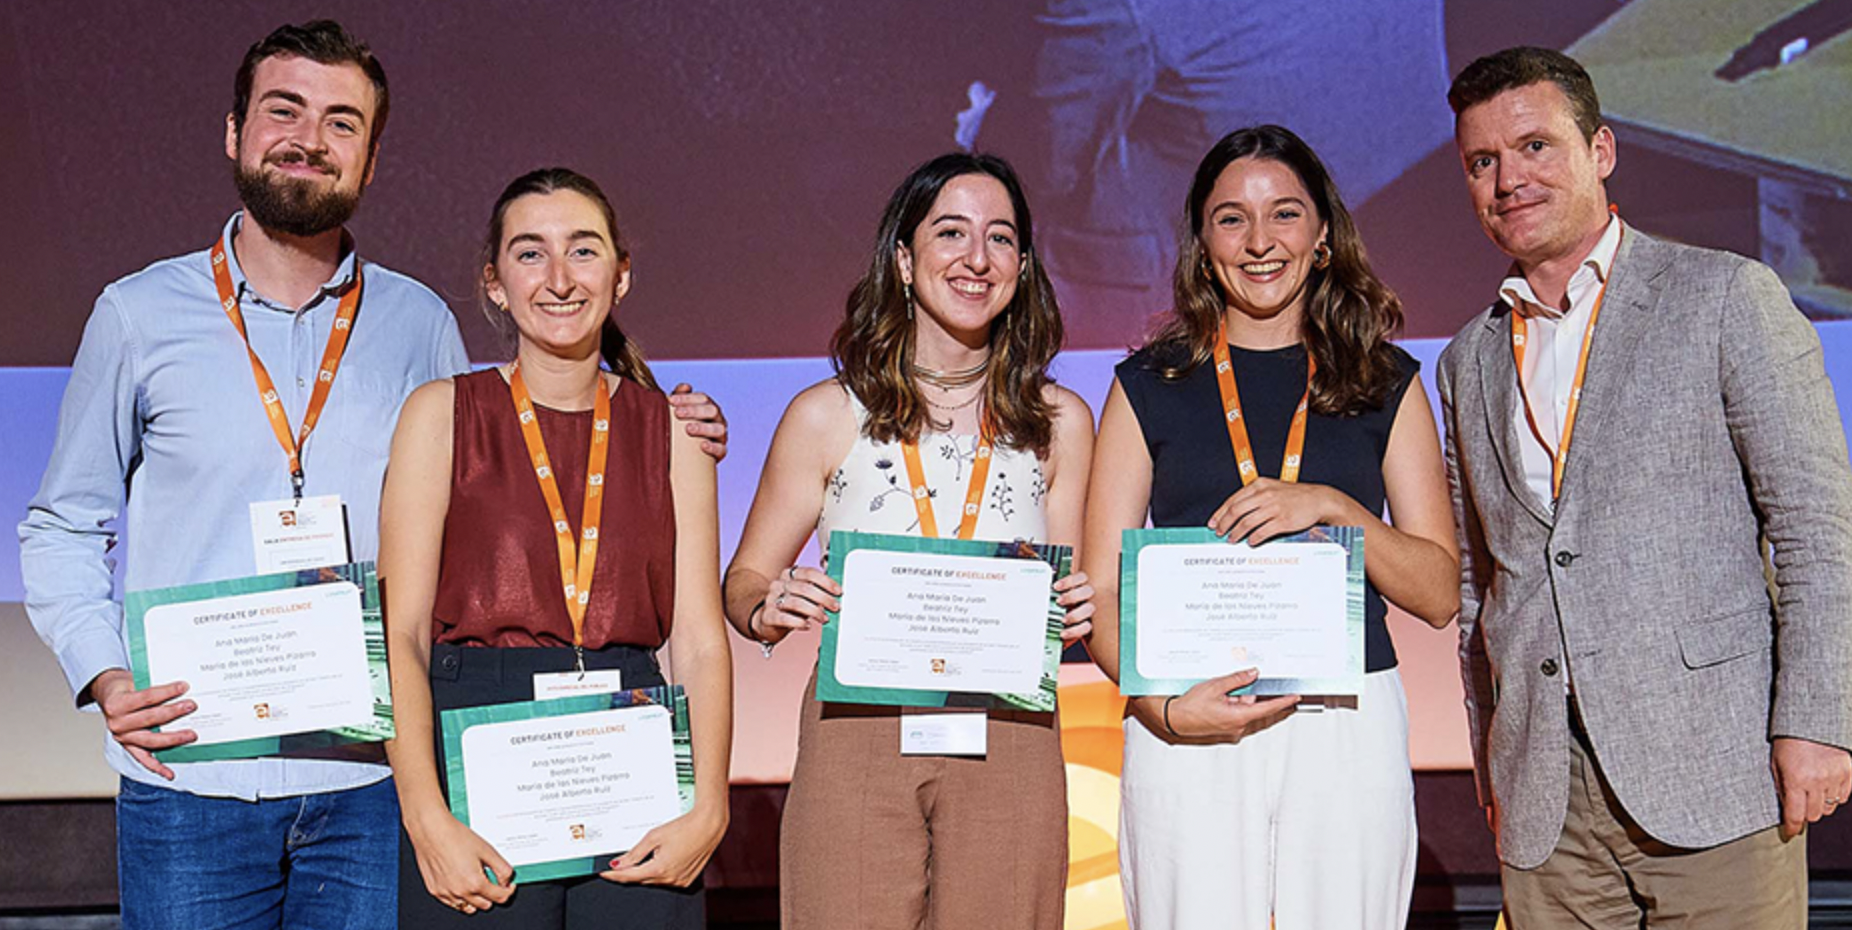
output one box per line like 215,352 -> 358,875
1448,46 -> 1601,141
233,20 -> 390,150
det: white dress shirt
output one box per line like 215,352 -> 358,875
1499,215 -> 1624,513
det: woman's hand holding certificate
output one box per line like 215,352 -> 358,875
1126,669 -> 1302,746
1209,478 -> 1365,545
752,565 -> 843,643
602,796 -> 728,887
403,805 -> 516,914
1053,572 -> 1096,642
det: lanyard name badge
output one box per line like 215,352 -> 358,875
213,236 -> 360,572
509,362 -> 616,693
1508,224 -> 1624,502
1214,320 -> 1314,489
897,417 -> 997,756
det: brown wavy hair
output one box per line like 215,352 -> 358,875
1147,125 -> 1404,416
829,153 -> 1064,456
480,167 -> 657,391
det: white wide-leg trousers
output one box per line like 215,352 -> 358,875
1119,668 -> 1419,930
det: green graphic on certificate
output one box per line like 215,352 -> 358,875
125,561 -> 391,763
817,531 -> 1070,712
1119,526 -> 1365,696
441,686 -> 695,882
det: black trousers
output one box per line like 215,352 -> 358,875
398,643 -> 704,930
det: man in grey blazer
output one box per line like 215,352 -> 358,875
1438,46 -> 1852,926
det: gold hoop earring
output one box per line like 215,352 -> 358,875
1313,242 -> 1332,270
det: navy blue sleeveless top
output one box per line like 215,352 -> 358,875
1116,341 -> 1419,673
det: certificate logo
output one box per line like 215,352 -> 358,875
569,824 -> 586,841
278,511 -> 297,528
931,658 -> 947,675
254,702 -> 271,719
567,823 -> 602,843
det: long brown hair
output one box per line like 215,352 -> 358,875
480,167 -> 658,391
1147,126 -> 1403,416
829,153 -> 1064,455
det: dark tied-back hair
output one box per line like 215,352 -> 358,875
1447,46 -> 1603,142
481,168 -> 658,392
1148,125 -> 1404,417
830,152 -> 1065,456
233,20 -> 391,150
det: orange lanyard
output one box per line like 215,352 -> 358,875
1508,227 -> 1622,501
1213,321 -> 1314,486
210,236 -> 362,499
901,421 -> 995,540
509,362 -> 612,670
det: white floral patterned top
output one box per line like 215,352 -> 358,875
818,395 -> 1049,553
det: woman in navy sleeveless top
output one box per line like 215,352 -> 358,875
1081,127 -> 1461,928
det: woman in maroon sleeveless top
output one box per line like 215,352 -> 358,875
379,168 -> 732,929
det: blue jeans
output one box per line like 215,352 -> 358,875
116,775 -> 398,930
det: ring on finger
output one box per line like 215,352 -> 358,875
776,592 -> 786,609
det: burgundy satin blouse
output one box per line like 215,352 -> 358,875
431,369 -> 675,649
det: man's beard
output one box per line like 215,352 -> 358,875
233,149 -> 362,238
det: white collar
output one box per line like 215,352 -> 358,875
1498,214 -> 1622,320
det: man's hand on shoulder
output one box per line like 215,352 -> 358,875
668,383 -> 727,463
1772,736 -> 1852,839
89,669 -> 198,781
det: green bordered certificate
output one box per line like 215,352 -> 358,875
125,561 -> 391,763
440,686 -> 695,882
816,530 -> 1070,712
1119,526 -> 1365,696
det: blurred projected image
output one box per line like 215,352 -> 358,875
3,0 -> 1848,371
1022,0 -> 1454,347
1570,0 -> 1852,319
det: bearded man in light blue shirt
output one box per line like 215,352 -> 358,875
18,20 -> 727,930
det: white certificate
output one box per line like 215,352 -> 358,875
140,580 -> 373,746
1134,541 -> 1349,681
459,706 -> 682,868
833,549 -> 1052,695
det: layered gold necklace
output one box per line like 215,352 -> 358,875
913,352 -> 992,416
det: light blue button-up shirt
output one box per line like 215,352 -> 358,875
20,212 -> 471,800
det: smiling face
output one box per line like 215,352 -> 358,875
1455,81 -> 1615,272
484,189 -> 631,357
895,173 -> 1023,344
225,54 -> 379,237
1199,156 -> 1328,326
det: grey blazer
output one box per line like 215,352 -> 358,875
1437,226 -> 1852,870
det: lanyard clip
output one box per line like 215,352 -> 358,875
574,644 -> 586,679
290,470 -> 306,502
